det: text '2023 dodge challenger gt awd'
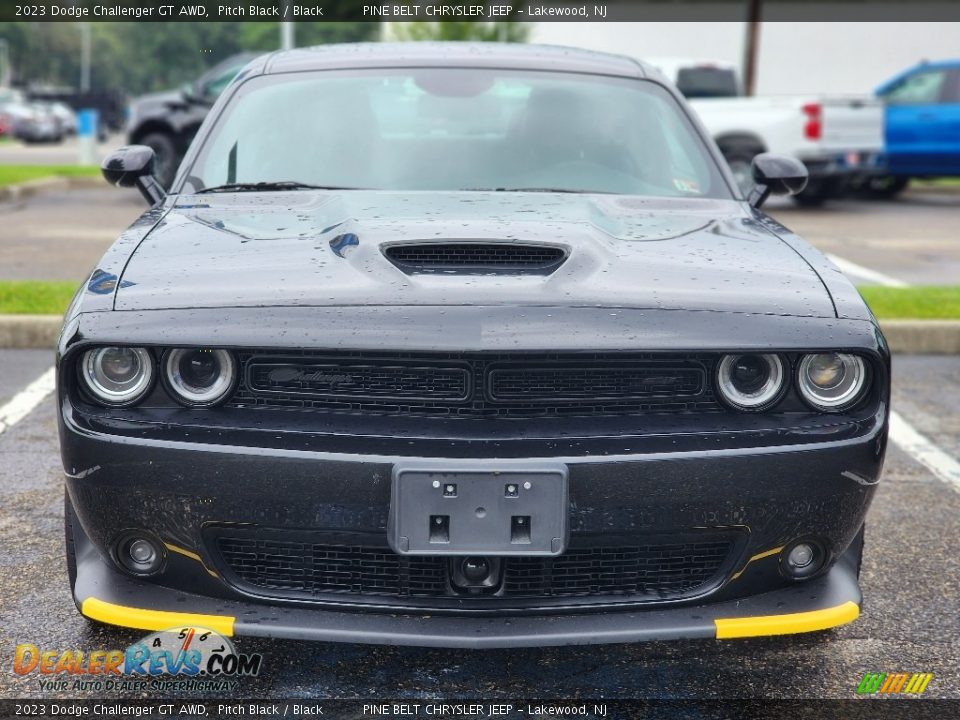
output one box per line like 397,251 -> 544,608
59,43 -> 888,648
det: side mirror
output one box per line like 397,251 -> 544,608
101,145 -> 166,205
747,153 -> 809,208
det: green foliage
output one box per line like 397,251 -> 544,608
0,165 -> 100,187
858,286 -> 960,320
0,281 -> 78,315
0,18 -> 380,95
387,1 -> 529,43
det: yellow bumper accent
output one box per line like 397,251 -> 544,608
163,542 -> 220,578
81,597 -> 235,636
715,600 -> 859,639
729,546 -> 785,581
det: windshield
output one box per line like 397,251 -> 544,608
183,68 -> 731,199
676,67 -> 740,99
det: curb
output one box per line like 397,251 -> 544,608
880,320 -> 960,355
0,315 -> 63,349
0,315 -> 958,354
0,175 -> 101,203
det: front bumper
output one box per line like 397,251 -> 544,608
73,531 -> 862,648
63,396 -> 883,646
799,150 -> 887,180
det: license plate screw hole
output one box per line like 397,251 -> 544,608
523,481 -> 532,490
476,506 -> 486,518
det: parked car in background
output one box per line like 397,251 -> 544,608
870,59 -> 960,197
0,89 -> 64,143
29,86 -> 127,136
650,58 -> 886,205
45,101 -> 78,136
127,53 -> 258,188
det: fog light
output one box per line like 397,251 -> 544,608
780,539 -> 827,580
787,543 -> 814,569
115,533 -> 165,576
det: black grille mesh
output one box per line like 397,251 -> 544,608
505,542 -> 732,597
384,243 -> 566,273
231,351 -> 720,419
211,530 -> 734,607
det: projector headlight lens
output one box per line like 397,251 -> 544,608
717,353 -> 785,411
163,348 -> 235,407
798,353 -> 867,411
80,346 -> 153,406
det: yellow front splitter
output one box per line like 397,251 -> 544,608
81,597 -> 235,637
714,600 -> 860,639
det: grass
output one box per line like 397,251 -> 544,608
0,164 -> 100,187
0,281 -> 958,319
912,177 -> 960,189
858,286 -> 960,320
0,281 -> 78,315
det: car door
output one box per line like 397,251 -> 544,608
881,66 -> 960,176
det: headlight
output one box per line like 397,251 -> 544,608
797,353 -> 867,411
717,353 -> 785,411
80,346 -> 154,406
163,348 -> 236,406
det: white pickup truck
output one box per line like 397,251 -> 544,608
648,58 -> 886,205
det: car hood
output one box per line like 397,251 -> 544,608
114,191 -> 834,317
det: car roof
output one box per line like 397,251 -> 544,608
255,42 -> 650,79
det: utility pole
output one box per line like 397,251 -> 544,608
80,22 -> 91,91
742,0 -> 762,96
0,40 -> 10,87
280,1 -> 295,50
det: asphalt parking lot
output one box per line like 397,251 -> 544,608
0,351 -> 958,700
0,184 -> 958,284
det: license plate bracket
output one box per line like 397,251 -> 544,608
388,465 -> 568,556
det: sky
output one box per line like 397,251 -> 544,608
530,22 -> 960,95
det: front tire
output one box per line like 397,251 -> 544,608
792,178 -> 836,207
865,175 -> 909,199
139,132 -> 180,189
718,142 -> 764,196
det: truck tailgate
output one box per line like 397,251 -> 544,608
819,96 -> 885,152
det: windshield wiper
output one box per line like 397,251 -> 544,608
196,181 -> 362,194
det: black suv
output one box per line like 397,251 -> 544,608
127,53 -> 257,188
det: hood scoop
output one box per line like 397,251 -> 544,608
383,241 -> 568,275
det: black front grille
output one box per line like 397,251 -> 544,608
231,351 -> 720,419
505,542 -> 732,598
248,360 -> 470,402
209,528 -> 736,610
384,242 -> 567,273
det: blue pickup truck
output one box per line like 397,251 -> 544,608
871,60 -> 960,196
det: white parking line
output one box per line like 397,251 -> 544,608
0,368 -> 56,437
889,410 -> 960,495
825,253 -> 909,288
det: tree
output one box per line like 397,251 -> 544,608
387,2 -> 529,43
0,19 -> 380,95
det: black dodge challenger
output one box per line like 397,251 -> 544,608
59,43 -> 888,647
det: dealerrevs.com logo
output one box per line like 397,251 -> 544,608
13,626 -> 263,693
856,672 -> 934,697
